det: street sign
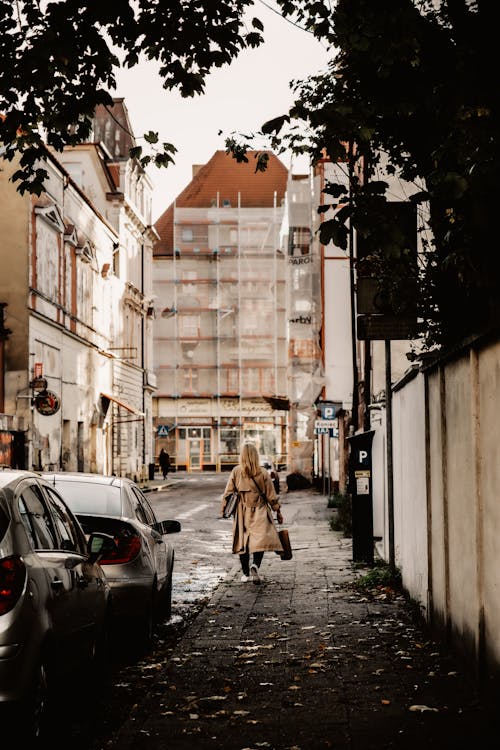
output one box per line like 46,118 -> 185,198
314,419 -> 337,429
314,427 -> 339,437
157,425 -> 169,437
317,402 -> 341,419
357,314 -> 418,341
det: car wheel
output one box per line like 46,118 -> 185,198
20,659 -> 50,741
134,591 -> 154,651
92,604 -> 112,684
159,568 -> 173,622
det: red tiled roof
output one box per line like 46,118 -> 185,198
154,150 -> 288,256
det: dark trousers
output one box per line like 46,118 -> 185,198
240,550 -> 264,576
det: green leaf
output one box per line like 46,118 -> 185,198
261,115 -> 290,135
144,131 -> 159,144
254,152 -> 269,173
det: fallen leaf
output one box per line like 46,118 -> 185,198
409,704 -> 439,713
381,699 -> 391,705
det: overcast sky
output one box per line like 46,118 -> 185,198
113,2 -> 329,221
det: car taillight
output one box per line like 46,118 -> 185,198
0,556 -> 26,616
99,533 -> 141,565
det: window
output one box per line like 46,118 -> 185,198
130,486 -> 156,526
44,487 -> 82,552
183,368 -> 199,393
241,368 -> 261,394
225,368 -> 239,393
220,428 -> 239,455
18,485 -> 57,550
181,228 -> 194,242
179,315 -> 200,337
36,219 -> 60,303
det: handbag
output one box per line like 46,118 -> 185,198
251,477 -> 292,561
223,491 -> 239,518
276,528 -> 293,560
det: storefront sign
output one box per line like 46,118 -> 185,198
34,390 -> 60,416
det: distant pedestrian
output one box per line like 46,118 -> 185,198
220,441 -> 283,584
159,448 -> 170,480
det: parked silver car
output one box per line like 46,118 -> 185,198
0,469 -> 114,740
41,473 -> 181,643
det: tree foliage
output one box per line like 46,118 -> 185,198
231,0 -> 500,347
2,1 -> 498,346
0,0 -> 262,193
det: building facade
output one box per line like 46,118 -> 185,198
281,172 -> 324,480
153,151 -> 288,471
55,99 -> 157,477
0,99 -> 156,478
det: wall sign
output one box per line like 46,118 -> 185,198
34,390 -> 60,416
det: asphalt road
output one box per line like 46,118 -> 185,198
151,472 -> 237,606
46,472 -> 251,750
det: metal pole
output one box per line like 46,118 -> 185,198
348,141 -> 359,431
0,303 -> 9,414
385,339 -> 395,572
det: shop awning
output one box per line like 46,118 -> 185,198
100,392 -> 145,416
263,396 -> 290,411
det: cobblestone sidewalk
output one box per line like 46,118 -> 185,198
109,489 -> 498,750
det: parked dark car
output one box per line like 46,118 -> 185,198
41,472 -> 181,643
0,469 -> 114,740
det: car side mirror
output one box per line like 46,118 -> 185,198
87,532 -> 117,562
154,520 -> 181,535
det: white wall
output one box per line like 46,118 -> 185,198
375,335 -> 500,686
393,372 -> 428,611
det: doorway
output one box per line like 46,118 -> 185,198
188,437 -> 202,470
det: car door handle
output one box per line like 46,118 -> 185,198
76,576 -> 89,589
51,578 -> 64,591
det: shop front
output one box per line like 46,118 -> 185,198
154,397 -> 287,472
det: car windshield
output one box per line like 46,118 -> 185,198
51,481 -> 122,516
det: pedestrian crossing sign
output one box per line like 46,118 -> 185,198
157,425 -> 169,437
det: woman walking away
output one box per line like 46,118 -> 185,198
220,442 -> 283,584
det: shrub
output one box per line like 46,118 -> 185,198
353,560 -> 402,594
329,492 -> 352,537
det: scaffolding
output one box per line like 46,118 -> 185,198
154,193 -> 287,470
284,174 -> 324,478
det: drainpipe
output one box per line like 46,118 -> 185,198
141,237 -> 146,468
0,304 -> 11,413
348,142 -> 359,431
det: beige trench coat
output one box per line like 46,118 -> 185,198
220,466 -> 283,555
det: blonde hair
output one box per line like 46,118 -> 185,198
239,441 -> 261,477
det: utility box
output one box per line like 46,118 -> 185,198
348,431 -> 375,565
